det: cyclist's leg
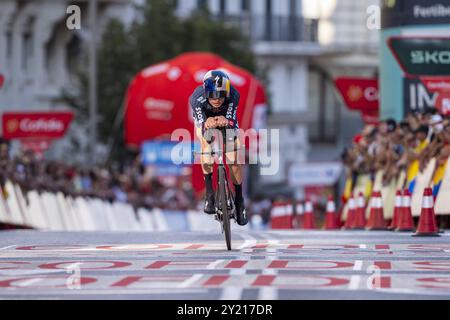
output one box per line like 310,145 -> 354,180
195,123 -> 216,214
194,124 -> 214,174
224,129 -> 247,225
224,129 -> 243,185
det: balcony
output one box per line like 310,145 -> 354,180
215,14 -> 319,43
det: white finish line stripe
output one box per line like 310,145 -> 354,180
353,260 -> 363,271
178,274 -> 203,289
237,233 -> 257,250
0,245 -> 16,251
206,260 -> 224,270
258,287 -> 277,300
349,275 -> 361,290
220,287 -> 243,300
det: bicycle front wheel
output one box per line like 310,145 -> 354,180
218,166 -> 231,251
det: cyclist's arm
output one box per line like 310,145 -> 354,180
224,89 -> 240,128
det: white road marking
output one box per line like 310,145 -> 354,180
261,269 -> 277,275
220,287 -> 243,300
0,245 -> 16,251
258,287 -> 278,300
353,260 -> 363,271
17,278 -> 42,287
359,244 -> 367,249
177,274 -> 203,289
349,275 -> 361,290
206,260 -> 224,270
229,269 -> 246,275
237,233 -> 257,250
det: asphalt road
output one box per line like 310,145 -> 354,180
1,228 -> 450,300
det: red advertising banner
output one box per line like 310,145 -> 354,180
420,76 -> 450,115
334,77 -> 379,112
0,74 -> 4,89
2,111 -> 74,139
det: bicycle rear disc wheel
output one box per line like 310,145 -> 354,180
219,167 -> 231,251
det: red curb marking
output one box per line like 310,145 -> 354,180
252,244 -> 268,249
287,245 -> 304,249
0,276 -> 97,288
375,245 -> 390,250
15,245 -> 85,251
252,275 -> 276,286
185,245 -> 204,250
417,277 -> 450,289
373,261 -> 392,270
413,262 -> 450,271
146,261 -> 171,269
268,260 -> 288,269
225,260 -> 248,269
203,275 -> 230,286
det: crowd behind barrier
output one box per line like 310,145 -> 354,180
0,139 -> 270,231
340,109 -> 450,228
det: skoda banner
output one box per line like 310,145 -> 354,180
388,37 -> 450,76
380,0 -> 450,120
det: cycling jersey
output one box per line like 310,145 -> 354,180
189,85 -> 240,131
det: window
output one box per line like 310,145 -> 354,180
242,0 -> 250,12
289,0 -> 297,16
266,0 -> 272,15
220,0 -> 226,14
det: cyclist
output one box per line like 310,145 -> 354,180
189,70 -> 248,226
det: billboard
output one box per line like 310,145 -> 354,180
388,37 -> 450,76
2,111 -> 74,140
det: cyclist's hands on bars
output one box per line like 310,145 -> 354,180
215,116 -> 228,128
204,117 -> 217,130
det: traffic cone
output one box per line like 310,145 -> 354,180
366,191 -> 387,230
396,189 -> 415,232
414,188 -> 440,237
343,196 -> 356,230
352,192 -> 367,230
270,201 -> 293,229
303,199 -> 316,230
388,190 -> 402,230
324,196 -> 339,230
